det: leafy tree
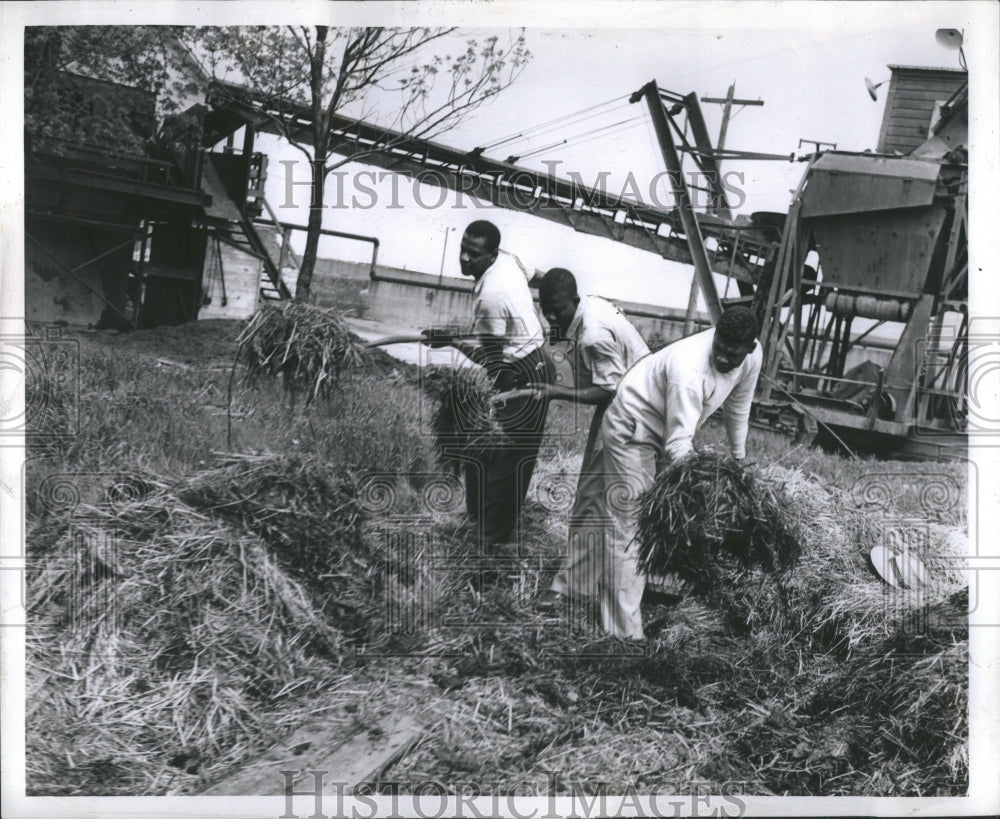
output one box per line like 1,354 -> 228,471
24,26 -> 199,154
190,26 -> 530,301
24,25 -> 530,302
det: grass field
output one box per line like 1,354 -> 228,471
24,318 -> 969,797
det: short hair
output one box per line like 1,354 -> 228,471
538,268 -> 578,301
716,306 -> 759,344
464,220 -> 501,252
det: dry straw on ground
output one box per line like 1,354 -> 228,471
237,302 -> 364,403
26,477 -> 352,794
711,465 -> 968,655
25,453 -> 402,795
25,333 -> 970,797
26,452 -> 969,797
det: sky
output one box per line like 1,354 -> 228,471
225,3 -> 989,312
1,0 -> 996,313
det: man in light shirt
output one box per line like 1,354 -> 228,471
597,306 -> 762,639
517,268 -> 650,617
422,220 -> 553,544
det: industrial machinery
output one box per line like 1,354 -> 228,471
210,70 -> 969,461
753,87 -> 968,459
634,75 -> 968,460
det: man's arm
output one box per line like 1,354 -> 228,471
420,326 -> 506,370
496,331 -> 625,406
722,359 -> 762,460
663,382 -> 703,461
533,383 -> 613,405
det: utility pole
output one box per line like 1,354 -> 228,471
701,82 -> 764,158
437,226 -> 454,284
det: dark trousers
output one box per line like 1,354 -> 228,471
464,346 -> 555,545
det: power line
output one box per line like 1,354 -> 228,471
488,100 -> 635,153
479,94 -> 629,151
541,117 -> 651,160
508,114 -> 646,162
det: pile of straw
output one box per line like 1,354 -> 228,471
634,453 -> 802,589
711,466 -> 969,653
706,587 -> 968,796
237,302 -> 364,403
26,477 -> 350,795
25,452 -> 970,797
689,468 -> 969,795
422,366 -> 509,472
176,452 -> 369,622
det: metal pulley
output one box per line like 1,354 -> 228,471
823,292 -> 912,322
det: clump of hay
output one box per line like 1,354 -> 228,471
634,452 -> 802,590
175,452 -> 368,620
26,479 -> 351,796
238,302 -> 364,403
422,366 -> 510,472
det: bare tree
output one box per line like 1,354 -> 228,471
190,26 -> 531,301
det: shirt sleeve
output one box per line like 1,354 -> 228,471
722,353 -> 762,459
471,291 -> 509,337
663,382 -> 702,461
583,330 -> 629,391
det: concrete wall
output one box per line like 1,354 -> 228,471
313,258 -> 375,281
368,265 -> 894,370
306,259 -> 374,315
369,269 -> 475,328
368,266 -> 712,343
198,237 -> 261,320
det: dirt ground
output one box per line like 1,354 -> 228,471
24,315 -> 970,799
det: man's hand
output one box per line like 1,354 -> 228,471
420,328 -> 455,349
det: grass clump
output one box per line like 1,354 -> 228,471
422,365 -> 510,472
238,302 -> 364,403
634,452 -> 802,590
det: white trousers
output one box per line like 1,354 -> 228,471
550,405 -> 655,639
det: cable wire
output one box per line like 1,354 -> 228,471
511,114 -> 647,161
491,101 -> 636,152
479,94 -> 629,150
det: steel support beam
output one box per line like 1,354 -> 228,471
632,81 -> 722,324
28,164 -> 210,208
207,79 -> 763,287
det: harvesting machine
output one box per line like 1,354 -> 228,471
635,71 -> 969,460
752,83 -> 968,459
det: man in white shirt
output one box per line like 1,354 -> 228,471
516,269 -> 649,617
597,306 -> 763,639
422,220 -> 553,544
